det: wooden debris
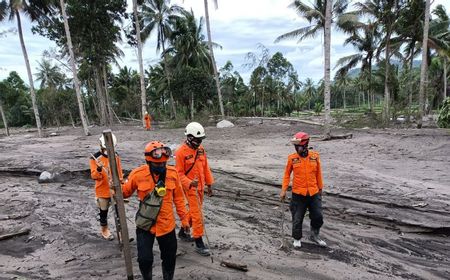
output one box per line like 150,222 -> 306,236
220,260 -> 248,272
321,133 -> 353,141
0,228 -> 31,241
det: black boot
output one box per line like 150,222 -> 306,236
194,237 -> 210,256
178,228 -> 194,242
139,262 -> 152,280
162,266 -> 175,280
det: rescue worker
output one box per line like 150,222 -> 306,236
144,111 -> 151,131
89,134 -> 123,240
279,132 -> 327,248
175,122 -> 214,256
122,141 -> 189,280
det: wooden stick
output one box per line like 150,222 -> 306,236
0,228 -> 30,241
103,130 -> 134,280
220,260 -> 248,272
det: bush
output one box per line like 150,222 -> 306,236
314,102 -> 323,116
437,97 -> 450,128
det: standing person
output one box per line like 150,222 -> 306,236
175,122 -> 214,256
122,141 -> 189,280
279,132 -> 327,248
144,111 -> 151,131
89,134 -> 123,240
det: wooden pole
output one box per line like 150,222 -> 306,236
103,129 -> 134,280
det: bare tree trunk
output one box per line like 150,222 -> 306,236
343,89 -> 346,109
132,0 -> 147,128
323,0 -> 332,139
162,45 -> 176,119
94,67 -> 107,125
103,66 -> 114,126
382,31 -> 392,125
190,92 -> 194,119
68,111 -> 76,128
16,11 -> 42,137
60,0 -> 90,136
418,0 -> 430,129
87,78 -> 100,119
204,0 -> 225,118
0,101 -> 9,136
443,56 -> 447,101
261,85 -> 265,117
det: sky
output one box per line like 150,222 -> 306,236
0,0 -> 449,85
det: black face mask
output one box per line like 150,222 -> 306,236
187,135 -> 202,149
295,144 -> 309,158
148,162 -> 166,175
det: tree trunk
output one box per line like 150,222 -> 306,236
132,0 -> 148,128
0,101 -> 9,136
162,46 -> 176,119
443,56 -> 447,101
88,78 -> 100,119
60,0 -> 90,136
382,31 -> 392,125
94,67 -> 107,125
16,11 -> 42,137
204,0 -> 225,118
103,66 -> 114,126
343,89 -> 346,109
190,92 -> 194,120
407,47 -> 414,123
418,0 -> 430,129
323,0 -> 332,139
261,85 -> 265,117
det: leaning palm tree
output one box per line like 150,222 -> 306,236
417,0 -> 431,129
58,0 -> 90,135
132,0 -> 147,127
275,0 -> 348,138
203,0 -> 224,118
0,0 -> 52,137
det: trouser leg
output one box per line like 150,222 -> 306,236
136,228 -> 155,280
156,230 -> 177,280
309,194 -> 324,232
290,193 -> 308,240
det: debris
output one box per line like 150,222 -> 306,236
0,228 -> 31,241
65,257 -> 77,264
220,260 -> 248,272
38,171 -> 55,183
49,132 -> 59,137
412,202 -> 428,208
217,120 -> 234,128
322,133 -> 353,141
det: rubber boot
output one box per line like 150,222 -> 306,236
101,226 -> 114,241
309,228 -> 326,247
139,262 -> 152,280
194,237 -> 210,256
162,266 -> 175,280
178,228 -> 194,242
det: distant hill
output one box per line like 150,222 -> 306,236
346,60 -> 421,78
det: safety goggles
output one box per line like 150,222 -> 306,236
145,147 -> 172,159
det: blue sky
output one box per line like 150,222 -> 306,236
1,0 -> 449,85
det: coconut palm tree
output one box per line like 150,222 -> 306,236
140,0 -> 184,119
203,0 -> 224,118
0,0 -> 52,137
417,0 -> 431,129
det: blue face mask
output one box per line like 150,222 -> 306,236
150,164 -> 166,174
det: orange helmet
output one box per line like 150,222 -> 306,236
144,141 -> 172,163
291,132 -> 310,145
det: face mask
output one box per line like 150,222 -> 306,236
295,144 -> 309,158
150,164 -> 166,175
187,135 -> 202,149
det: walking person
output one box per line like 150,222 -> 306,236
175,122 -> 214,256
280,132 -> 327,248
89,134 -> 123,240
122,141 -> 189,280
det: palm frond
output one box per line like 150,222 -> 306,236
275,25 -> 316,43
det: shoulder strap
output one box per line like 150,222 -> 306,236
184,151 -> 199,176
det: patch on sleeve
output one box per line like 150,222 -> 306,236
197,149 -> 205,155
292,158 -> 300,164
310,156 -> 317,161
185,155 -> 193,160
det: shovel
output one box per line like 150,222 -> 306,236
279,200 -> 291,251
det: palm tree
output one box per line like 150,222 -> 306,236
303,78 -> 316,110
58,0 -> 90,135
35,59 -> 65,89
275,0 -> 348,138
0,0 -> 51,137
417,0 -> 431,129
203,0 -> 224,118
132,0 -> 147,127
335,73 -> 352,109
140,0 -> 184,119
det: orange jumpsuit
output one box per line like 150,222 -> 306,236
281,150 -> 323,196
89,151 -> 123,198
122,165 -> 189,236
175,143 -> 214,238
144,113 -> 151,130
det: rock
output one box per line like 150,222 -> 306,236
49,132 -> 59,137
217,120 -> 234,128
38,171 -> 55,183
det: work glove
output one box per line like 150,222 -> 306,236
206,185 -> 213,197
279,189 -> 287,202
189,178 -> 199,189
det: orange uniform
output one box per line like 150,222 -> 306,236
175,143 -> 214,238
122,165 -> 189,237
281,150 -> 323,196
144,113 -> 151,130
89,152 -> 123,198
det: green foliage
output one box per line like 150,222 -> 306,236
314,102 -> 323,116
0,72 -> 33,126
437,97 -> 450,128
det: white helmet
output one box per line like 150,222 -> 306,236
185,122 -> 206,138
99,133 -> 117,149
